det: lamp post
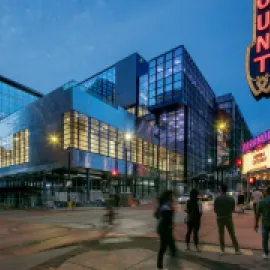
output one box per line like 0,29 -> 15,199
48,134 -> 72,203
207,158 -> 212,190
124,132 -> 132,193
67,147 -> 71,202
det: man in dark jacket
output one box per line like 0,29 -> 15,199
214,184 -> 241,255
156,190 -> 177,269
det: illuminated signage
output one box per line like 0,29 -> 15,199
242,143 -> 270,174
246,0 -> 270,100
242,129 -> 270,153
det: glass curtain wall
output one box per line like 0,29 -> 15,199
147,46 -> 185,107
183,52 -> 216,185
78,67 -> 116,105
0,81 -> 38,120
63,111 -> 183,197
0,129 -> 29,168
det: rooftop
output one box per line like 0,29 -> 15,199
0,74 -> 43,98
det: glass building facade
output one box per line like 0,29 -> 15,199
78,67 -> 116,105
139,46 -> 216,189
0,46 -> 252,207
62,110 -> 183,197
0,75 -> 42,120
216,94 -> 252,187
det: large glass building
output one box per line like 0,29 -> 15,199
139,46 -> 216,192
0,46 -> 251,207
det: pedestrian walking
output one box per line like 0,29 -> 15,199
214,184 -> 241,255
255,186 -> 270,259
252,187 -> 263,216
185,189 -> 202,252
155,190 -> 177,270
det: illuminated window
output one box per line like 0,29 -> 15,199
0,129 -> 29,168
154,145 -> 158,168
127,107 -> 136,115
71,112 -> 79,148
78,114 -> 88,151
131,138 -> 137,163
149,143 -> 154,167
64,112 -> 71,149
137,138 -> 143,164
117,131 -> 124,160
100,123 -> 109,156
109,126 -> 116,158
143,141 -> 149,166
90,119 -> 99,154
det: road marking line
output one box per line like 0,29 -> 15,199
99,237 -> 132,244
201,245 -> 253,256
104,232 -> 127,237
179,244 -> 253,256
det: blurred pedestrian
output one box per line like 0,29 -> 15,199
252,187 -> 263,216
214,184 -> 241,255
255,186 -> 270,259
185,189 -> 202,252
155,190 -> 177,270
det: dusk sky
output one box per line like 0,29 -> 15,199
0,0 -> 268,135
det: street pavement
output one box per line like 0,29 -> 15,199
0,203 -> 269,269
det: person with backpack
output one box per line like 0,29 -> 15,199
185,189 -> 202,252
155,190 -> 177,270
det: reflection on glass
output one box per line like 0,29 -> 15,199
0,129 -> 29,168
0,82 -> 39,120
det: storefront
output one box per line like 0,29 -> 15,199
242,130 -> 270,186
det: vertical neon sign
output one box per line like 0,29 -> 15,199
246,0 -> 270,100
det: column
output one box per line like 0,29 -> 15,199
52,179 -> 55,196
42,173 -> 47,205
86,168 -> 91,202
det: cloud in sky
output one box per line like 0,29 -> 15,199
0,0 -> 268,134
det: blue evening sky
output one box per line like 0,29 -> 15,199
0,0 -> 268,135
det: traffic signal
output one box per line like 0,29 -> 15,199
248,177 -> 256,186
236,158 -> 242,167
111,169 -> 118,176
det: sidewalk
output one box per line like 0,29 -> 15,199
146,213 -> 263,250
30,236 -> 269,270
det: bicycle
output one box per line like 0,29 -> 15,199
100,208 -> 121,237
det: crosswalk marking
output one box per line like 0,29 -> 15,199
180,245 -> 253,256
201,245 -> 253,256
177,243 -> 253,256
99,237 -> 132,244
104,232 -> 126,237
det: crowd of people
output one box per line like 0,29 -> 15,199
154,185 -> 270,270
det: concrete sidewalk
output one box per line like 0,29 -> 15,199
29,237 -> 269,270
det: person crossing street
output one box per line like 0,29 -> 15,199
214,184 -> 241,255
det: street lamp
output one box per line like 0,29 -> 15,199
217,121 -> 227,131
48,134 -> 60,145
124,132 -> 132,193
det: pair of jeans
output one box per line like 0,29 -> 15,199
253,203 -> 257,216
157,229 -> 176,269
217,217 -> 239,252
262,223 -> 270,256
186,219 -> 200,246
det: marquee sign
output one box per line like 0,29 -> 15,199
242,129 -> 270,153
242,143 -> 270,174
246,0 -> 270,100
